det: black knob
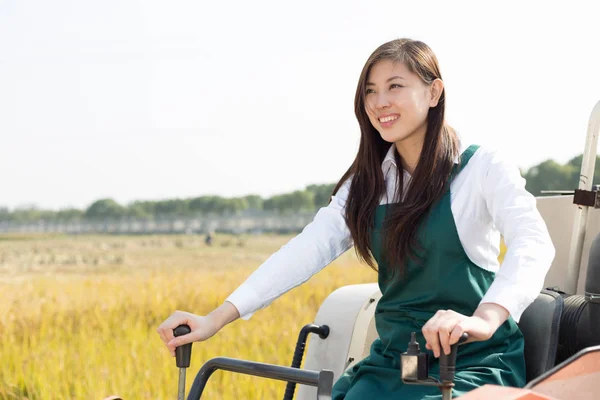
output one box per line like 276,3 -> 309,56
439,332 -> 469,383
174,324 -> 192,368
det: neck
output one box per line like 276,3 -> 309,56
394,125 -> 426,175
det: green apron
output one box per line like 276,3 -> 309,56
331,145 -> 526,399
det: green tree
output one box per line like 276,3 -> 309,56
84,199 -> 126,219
524,155 -> 600,196
128,201 -> 156,217
55,208 -> 84,221
566,155 -> 600,187
306,184 -> 336,208
222,198 -> 249,214
9,206 -> 56,222
154,199 -> 189,216
524,160 -> 575,196
189,196 -> 221,214
243,195 -> 263,210
0,207 -> 10,222
125,203 -> 152,219
264,190 -> 315,213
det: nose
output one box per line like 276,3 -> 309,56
373,92 -> 390,109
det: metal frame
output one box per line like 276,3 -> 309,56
185,357 -> 334,400
566,100 -> 600,294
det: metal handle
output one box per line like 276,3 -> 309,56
174,324 -> 192,368
174,324 -> 192,400
186,357 -> 334,400
439,332 -> 469,383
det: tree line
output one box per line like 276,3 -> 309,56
523,154 -> 600,197
2,154 -> 599,223
0,184 -> 336,223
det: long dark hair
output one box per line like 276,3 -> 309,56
333,38 -> 459,277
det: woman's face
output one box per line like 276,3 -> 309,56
364,60 -> 441,145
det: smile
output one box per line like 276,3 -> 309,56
379,115 -> 399,123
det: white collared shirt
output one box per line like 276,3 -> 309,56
226,144 -> 555,323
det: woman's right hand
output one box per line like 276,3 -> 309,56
156,310 -> 221,357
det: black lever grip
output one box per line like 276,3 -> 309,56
439,332 -> 469,383
174,324 -> 192,368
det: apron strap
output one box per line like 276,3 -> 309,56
451,144 -> 480,179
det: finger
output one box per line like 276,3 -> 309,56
156,325 -> 175,356
157,311 -> 187,346
164,326 -> 175,345
422,320 -> 442,358
157,323 -> 176,346
449,322 -> 466,345
157,318 -> 173,344
157,327 -> 168,346
428,330 -> 441,358
421,324 -> 434,353
167,332 -> 196,353
165,312 -> 192,344
438,318 -> 458,356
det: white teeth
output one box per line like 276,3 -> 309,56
379,115 -> 399,123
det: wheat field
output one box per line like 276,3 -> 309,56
0,233 -> 506,400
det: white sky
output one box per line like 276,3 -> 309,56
2,0 -> 600,211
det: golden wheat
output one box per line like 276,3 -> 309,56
0,234 -> 506,400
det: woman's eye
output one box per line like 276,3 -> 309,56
366,88 -> 375,94
390,84 -> 404,89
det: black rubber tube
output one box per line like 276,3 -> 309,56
585,233 -> 600,297
282,324 -> 330,400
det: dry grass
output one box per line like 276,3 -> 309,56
0,233 -> 506,400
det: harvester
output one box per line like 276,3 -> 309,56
172,100 -> 600,400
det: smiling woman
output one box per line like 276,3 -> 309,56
157,38 -> 555,400
364,62 -> 444,157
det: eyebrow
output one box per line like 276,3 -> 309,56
366,76 -> 405,86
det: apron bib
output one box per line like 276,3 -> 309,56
332,145 -> 526,399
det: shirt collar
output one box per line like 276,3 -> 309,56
381,144 -> 398,169
381,143 -> 461,170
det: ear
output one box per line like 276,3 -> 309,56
429,78 -> 444,107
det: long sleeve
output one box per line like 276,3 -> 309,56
478,150 -> 556,322
225,179 -> 354,320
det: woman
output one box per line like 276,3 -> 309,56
157,38 -> 555,398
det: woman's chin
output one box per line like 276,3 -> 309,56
379,131 -> 405,143
378,128 -> 422,145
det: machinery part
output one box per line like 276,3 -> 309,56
557,232 -> 600,363
401,332 -> 469,400
283,324 -> 330,400
174,324 -> 193,400
565,100 -> 600,294
186,357 -> 334,400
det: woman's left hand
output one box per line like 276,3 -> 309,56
422,309 -> 495,358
